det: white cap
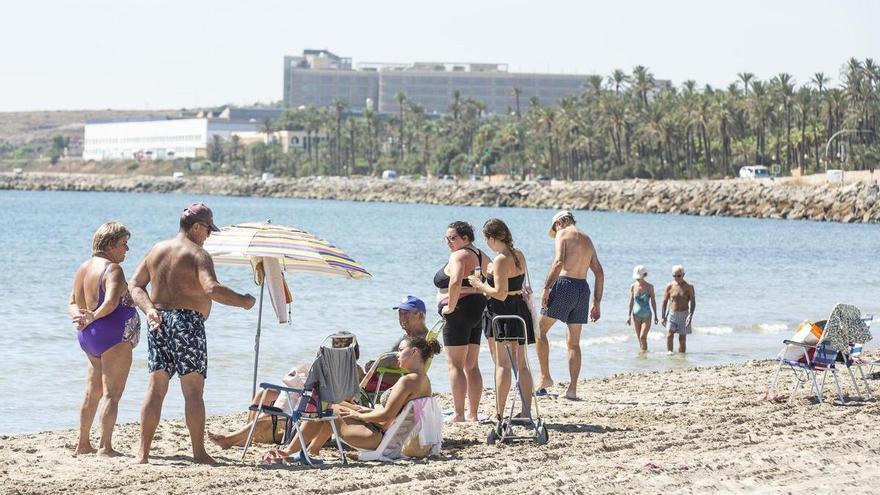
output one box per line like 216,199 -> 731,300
632,265 -> 647,280
548,210 -> 574,238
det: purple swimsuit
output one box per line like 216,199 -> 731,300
77,265 -> 141,357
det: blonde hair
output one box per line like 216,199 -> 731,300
91,222 -> 130,256
672,264 -> 685,275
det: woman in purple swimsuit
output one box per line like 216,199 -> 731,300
68,221 -> 140,456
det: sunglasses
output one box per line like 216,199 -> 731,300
673,274 -> 683,278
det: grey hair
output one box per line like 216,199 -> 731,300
672,265 -> 685,275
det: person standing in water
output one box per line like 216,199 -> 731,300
626,265 -> 658,352
661,265 -> 696,354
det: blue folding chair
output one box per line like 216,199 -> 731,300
240,333 -> 359,465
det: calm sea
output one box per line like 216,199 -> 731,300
1,189 -> 878,434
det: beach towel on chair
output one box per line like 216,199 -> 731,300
303,346 -> 359,404
405,396 -> 442,458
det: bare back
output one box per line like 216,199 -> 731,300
142,237 -> 215,317
72,258 -> 113,311
556,226 -> 595,279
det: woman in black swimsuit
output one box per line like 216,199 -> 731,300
434,221 -> 488,423
467,218 -> 535,419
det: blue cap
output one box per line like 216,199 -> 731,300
393,295 -> 426,313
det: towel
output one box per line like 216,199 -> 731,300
303,347 -> 360,404
411,396 -> 443,455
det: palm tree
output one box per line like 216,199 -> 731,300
632,65 -> 655,108
332,99 -> 348,175
396,92 -> 407,160
737,72 -> 755,96
512,86 -> 523,118
608,69 -> 629,96
771,73 -> 796,170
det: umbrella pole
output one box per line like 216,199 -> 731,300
252,281 -> 266,398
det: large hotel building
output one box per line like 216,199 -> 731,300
283,49 -> 592,115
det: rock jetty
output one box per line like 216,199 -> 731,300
3,172 -> 879,224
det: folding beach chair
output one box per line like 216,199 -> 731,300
241,332 -> 360,466
351,396 -> 442,462
360,320 -> 443,407
840,315 -> 874,399
766,304 -> 872,404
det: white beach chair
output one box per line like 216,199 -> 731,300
354,396 -> 442,462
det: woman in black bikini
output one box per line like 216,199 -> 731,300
467,218 -> 535,420
434,221 -> 488,422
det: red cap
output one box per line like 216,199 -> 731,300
183,203 -> 219,232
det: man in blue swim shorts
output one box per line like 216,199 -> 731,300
537,210 -> 604,400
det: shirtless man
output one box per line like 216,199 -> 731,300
129,203 -> 255,464
364,296 -> 430,387
661,265 -> 696,354
536,210 -> 604,400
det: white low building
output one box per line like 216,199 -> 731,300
83,117 -> 260,161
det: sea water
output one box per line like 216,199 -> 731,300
1,189 -> 878,434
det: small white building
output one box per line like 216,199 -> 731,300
83,116 -> 262,161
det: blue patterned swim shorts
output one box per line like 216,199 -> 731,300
148,309 -> 208,378
541,276 -> 591,324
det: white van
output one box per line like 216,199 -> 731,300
739,165 -> 770,179
381,169 -> 398,180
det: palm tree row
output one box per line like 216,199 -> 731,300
219,57 -> 879,180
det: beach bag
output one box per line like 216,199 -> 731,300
781,320 -> 823,363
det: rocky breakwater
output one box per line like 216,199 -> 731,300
3,172 -> 880,223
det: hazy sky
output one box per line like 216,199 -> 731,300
1,0 -> 876,111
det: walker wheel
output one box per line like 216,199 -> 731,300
487,428 -> 498,445
536,424 -> 549,445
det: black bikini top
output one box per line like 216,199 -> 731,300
485,273 -> 525,291
433,246 -> 483,289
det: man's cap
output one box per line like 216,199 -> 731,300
393,295 -> 426,313
183,203 -> 219,232
548,210 -> 574,238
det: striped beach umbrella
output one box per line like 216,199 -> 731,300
203,221 -> 371,395
204,221 -> 371,279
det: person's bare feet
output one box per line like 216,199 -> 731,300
135,455 -> 149,464
207,432 -> 233,450
192,453 -> 218,465
97,447 -> 124,457
538,378 -> 555,390
74,445 -> 97,456
564,386 -> 579,400
445,414 -> 466,423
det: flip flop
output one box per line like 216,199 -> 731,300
534,388 -> 559,398
287,450 -> 323,466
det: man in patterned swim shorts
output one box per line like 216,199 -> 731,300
536,211 -> 604,400
130,203 -> 256,464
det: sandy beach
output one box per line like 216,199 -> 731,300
3,357 -> 879,494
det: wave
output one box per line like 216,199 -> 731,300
694,326 -> 735,336
551,334 -> 630,348
755,323 -> 788,334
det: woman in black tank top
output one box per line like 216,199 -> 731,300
436,221 -> 487,422
467,218 -> 535,420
